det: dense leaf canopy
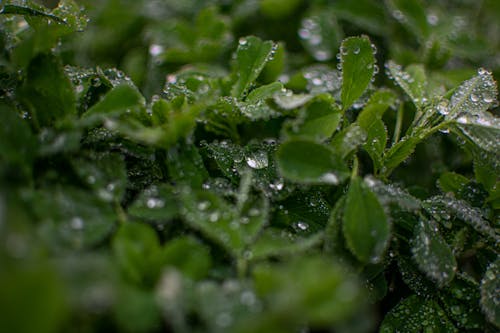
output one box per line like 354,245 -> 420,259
0,1 -> 499,332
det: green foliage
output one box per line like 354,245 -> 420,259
1,1 -> 499,332
340,36 -> 376,110
343,177 -> 390,263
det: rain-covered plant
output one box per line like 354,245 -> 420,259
0,0 -> 499,332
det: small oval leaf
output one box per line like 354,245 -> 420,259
411,218 -> 456,286
276,139 -> 349,185
340,35 -> 375,110
342,177 -> 390,263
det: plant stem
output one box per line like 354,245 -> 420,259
392,103 -> 404,145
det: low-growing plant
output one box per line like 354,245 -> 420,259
0,1 -> 499,332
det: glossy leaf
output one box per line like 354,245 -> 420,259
277,139 -> 349,185
231,36 -> 277,98
387,0 -> 430,38
481,258 -> 500,328
357,90 -> 396,170
329,124 -> 367,159
289,94 -> 342,140
424,195 -> 499,244
447,68 -> 497,119
411,218 -> 456,286
343,177 -> 390,263
81,84 -> 145,123
35,187 -> 116,250
340,36 -> 375,110
452,111 -> 500,172
386,61 -> 427,108
128,185 -> 179,221
298,10 -> 343,62
380,295 -> 456,332
21,54 -> 75,126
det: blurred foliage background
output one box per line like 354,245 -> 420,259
37,0 -> 500,96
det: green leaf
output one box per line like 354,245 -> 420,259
128,185 -> 179,222
411,218 -> 456,286
179,187 -> 268,257
277,139 -> 349,185
37,128 -> 81,156
288,94 -> 342,140
246,82 -> 284,103
73,152 -> 127,203
113,222 -> 163,287
298,9 -> 343,62
356,90 -> 396,169
330,0 -> 387,35
386,0 -> 431,38
81,84 -> 145,124
273,93 -> 314,110
161,7 -> 232,64
343,177 -> 390,263
397,257 -> 436,297
386,61 -> 427,108
161,236 -> 212,280
440,274 -> 485,330
260,42 -> 286,83
253,256 -> 365,327
1,3 -> 64,22
340,36 -> 376,110
438,172 -> 469,194
452,112 -> 500,172
179,189 -> 242,255
251,228 -> 323,261
166,142 -> 209,188
324,196 -> 358,264
364,176 -> 421,212
380,295 -> 457,332
447,68 -> 498,119
480,258 -> 500,328
329,124 -> 367,159
21,54 -> 76,126
231,36 -> 277,98
424,195 -> 499,244
382,135 -> 420,176
0,103 -> 37,176
35,187 -> 116,250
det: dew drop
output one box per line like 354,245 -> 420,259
149,44 -> 164,57
215,312 -> 232,328
147,198 -> 165,209
245,151 -> 269,169
71,217 -> 84,230
296,221 -> 309,231
427,14 -> 439,26
298,29 -> 311,39
483,96 -> 494,103
197,201 -> 210,211
319,172 -> 339,185
437,101 -> 449,115
209,212 -> 220,222
240,291 -> 257,306
314,50 -> 331,61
